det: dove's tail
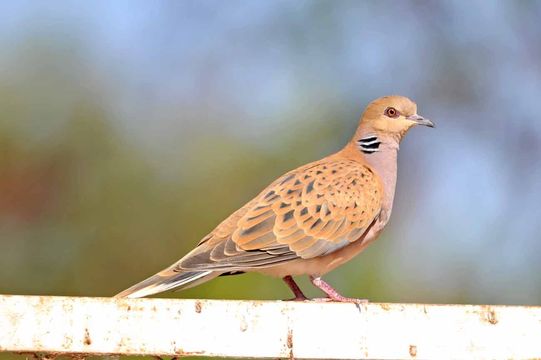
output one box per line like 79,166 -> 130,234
114,269 -> 217,298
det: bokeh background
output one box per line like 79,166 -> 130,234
1,1 -> 541,357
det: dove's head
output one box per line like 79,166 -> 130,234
358,95 -> 434,139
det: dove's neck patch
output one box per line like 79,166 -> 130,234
357,135 -> 381,154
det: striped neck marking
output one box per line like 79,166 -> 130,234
357,135 -> 381,154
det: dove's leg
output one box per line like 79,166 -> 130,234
310,276 -> 368,304
282,275 -> 308,301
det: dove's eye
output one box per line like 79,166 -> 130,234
385,107 -> 399,118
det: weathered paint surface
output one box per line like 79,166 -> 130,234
0,295 -> 540,359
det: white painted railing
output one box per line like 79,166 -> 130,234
0,295 -> 540,359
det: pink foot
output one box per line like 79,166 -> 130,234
310,276 -> 368,304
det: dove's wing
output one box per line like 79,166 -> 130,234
177,158 -> 383,271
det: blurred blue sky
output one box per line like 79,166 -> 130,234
1,1 -> 541,305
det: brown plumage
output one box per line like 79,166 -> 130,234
116,95 -> 434,302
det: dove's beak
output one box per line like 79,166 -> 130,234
407,114 -> 434,128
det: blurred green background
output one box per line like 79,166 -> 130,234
1,0 -> 541,359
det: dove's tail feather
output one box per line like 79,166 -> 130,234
114,269 -> 217,298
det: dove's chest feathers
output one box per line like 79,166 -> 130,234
362,142 -> 399,229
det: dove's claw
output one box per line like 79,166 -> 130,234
310,276 -> 368,304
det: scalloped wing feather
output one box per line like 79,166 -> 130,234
178,158 -> 382,271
